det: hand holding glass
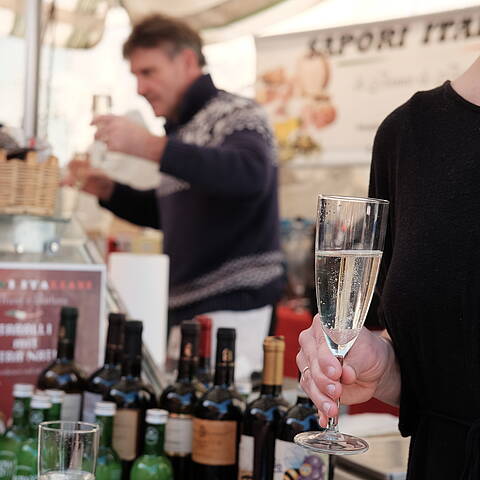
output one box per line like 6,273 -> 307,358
38,421 -> 99,480
294,194 -> 389,455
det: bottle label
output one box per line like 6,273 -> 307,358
164,414 -> 192,456
238,434 -> 253,479
0,451 -> 16,478
14,464 -> 36,480
192,418 -> 237,466
274,439 -> 328,480
113,409 -> 140,461
61,393 -> 82,422
82,391 -> 103,424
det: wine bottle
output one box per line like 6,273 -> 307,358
45,389 -> 64,421
37,306 -> 86,421
15,394 -> 51,480
107,320 -> 157,480
195,316 -> 213,389
159,320 -> 200,480
0,384 -> 33,480
275,383 -> 329,480
130,409 -> 173,480
95,402 -> 122,480
239,336 -> 289,480
82,313 -> 126,423
192,328 -> 245,480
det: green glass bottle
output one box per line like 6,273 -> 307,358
130,409 -> 173,480
45,390 -> 64,421
0,384 -> 34,480
95,402 -> 122,480
15,394 -> 51,480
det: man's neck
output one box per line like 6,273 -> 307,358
451,56 -> 480,106
167,71 -> 204,123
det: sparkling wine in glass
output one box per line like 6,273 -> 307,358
38,421 -> 99,480
91,94 -> 112,163
294,194 -> 389,455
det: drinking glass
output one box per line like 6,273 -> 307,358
38,421 -> 99,480
91,94 -> 112,163
294,194 -> 389,455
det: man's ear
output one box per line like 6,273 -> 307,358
182,48 -> 202,72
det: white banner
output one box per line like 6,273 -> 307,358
255,6 -> 480,166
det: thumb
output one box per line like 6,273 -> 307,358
341,363 -> 358,385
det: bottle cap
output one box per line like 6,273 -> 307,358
13,384 -> 34,398
125,320 -> 143,333
195,316 -> 212,330
108,313 -> 126,325
217,328 -> 235,340
146,409 -> 168,425
263,336 -> 285,352
31,394 -> 52,410
95,401 -> 116,417
45,390 -> 64,404
181,320 -> 200,336
60,306 -> 78,319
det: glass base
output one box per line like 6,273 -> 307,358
294,430 -> 369,456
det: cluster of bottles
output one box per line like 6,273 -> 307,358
0,306 -> 330,480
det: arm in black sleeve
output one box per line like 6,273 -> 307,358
99,182 -> 160,229
160,129 -> 274,198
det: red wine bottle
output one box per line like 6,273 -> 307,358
159,320 -> 200,480
239,336 -> 289,480
107,320 -> 157,480
192,328 -> 245,480
82,313 -> 125,423
37,306 -> 86,421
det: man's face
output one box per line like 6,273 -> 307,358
129,46 -> 192,119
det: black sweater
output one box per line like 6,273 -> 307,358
369,80 -> 480,479
101,75 -> 284,324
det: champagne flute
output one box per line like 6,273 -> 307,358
91,94 -> 112,163
294,194 -> 389,455
38,421 -> 99,479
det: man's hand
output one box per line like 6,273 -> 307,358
296,314 -> 400,427
63,157 -> 115,201
92,115 -> 166,162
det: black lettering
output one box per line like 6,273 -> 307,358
457,18 -> 472,39
358,31 -> 374,51
324,36 -> 337,56
378,29 -> 395,50
439,20 -> 455,41
339,33 -> 354,55
423,22 -> 435,44
398,26 -> 409,47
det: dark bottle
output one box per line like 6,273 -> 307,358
37,306 -> 86,421
275,383 -> 330,480
107,320 -> 157,480
159,320 -> 200,480
82,312 -> 126,423
239,336 -> 289,480
192,328 -> 245,480
195,316 -> 213,389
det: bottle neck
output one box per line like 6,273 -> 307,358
121,355 -> 142,379
104,344 -> 122,367
260,384 -> 283,396
57,339 -> 74,361
143,424 -> 165,456
97,415 -> 114,448
176,356 -> 197,383
296,393 -> 314,408
12,397 -> 30,427
198,356 -> 211,373
47,403 -> 62,422
213,339 -> 235,387
29,408 -> 48,438
214,364 -> 235,387
260,342 -> 285,397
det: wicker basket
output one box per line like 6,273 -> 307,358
0,150 -> 60,217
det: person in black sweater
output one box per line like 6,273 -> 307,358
65,15 -> 284,377
297,56 -> 480,479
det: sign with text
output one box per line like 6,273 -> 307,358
0,263 -> 106,420
256,6 -> 480,165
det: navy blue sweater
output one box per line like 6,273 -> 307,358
101,75 -> 284,324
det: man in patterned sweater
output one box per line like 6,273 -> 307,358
67,14 -> 284,376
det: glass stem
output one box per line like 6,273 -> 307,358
327,355 -> 344,433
